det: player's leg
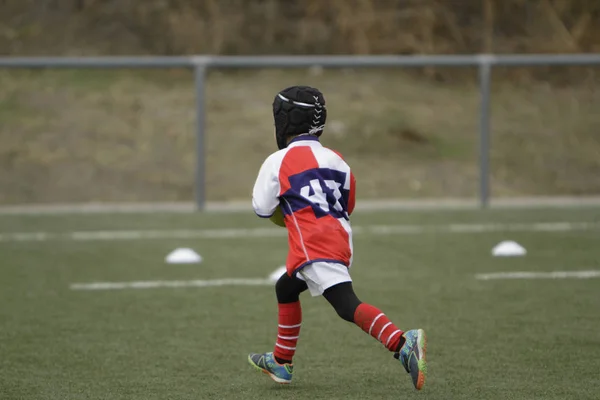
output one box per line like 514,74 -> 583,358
273,273 -> 307,364
323,282 -> 405,351
323,282 -> 427,390
248,273 -> 307,384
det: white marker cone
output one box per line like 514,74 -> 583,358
492,241 -> 527,257
165,248 -> 203,264
268,266 -> 287,283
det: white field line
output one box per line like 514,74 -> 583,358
475,270 -> 600,280
71,269 -> 600,291
70,278 -> 273,291
2,196 -> 600,215
1,221 -> 599,243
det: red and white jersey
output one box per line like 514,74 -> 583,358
252,135 -> 356,276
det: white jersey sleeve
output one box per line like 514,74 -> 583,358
252,152 -> 283,218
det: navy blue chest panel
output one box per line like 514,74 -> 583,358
281,168 -> 349,220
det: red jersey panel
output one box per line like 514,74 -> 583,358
252,136 -> 356,275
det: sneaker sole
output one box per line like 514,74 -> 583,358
414,329 -> 428,390
247,354 -> 291,384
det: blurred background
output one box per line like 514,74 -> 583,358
2,3 -> 600,399
1,0 -> 599,205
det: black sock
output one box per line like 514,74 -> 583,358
275,356 -> 292,365
395,335 -> 406,353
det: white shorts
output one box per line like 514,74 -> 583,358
296,262 -> 352,297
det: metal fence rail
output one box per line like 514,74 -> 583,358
2,54 -> 600,210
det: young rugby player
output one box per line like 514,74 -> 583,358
248,86 -> 427,390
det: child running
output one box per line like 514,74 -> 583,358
248,85 -> 427,390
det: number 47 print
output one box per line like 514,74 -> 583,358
300,179 -> 344,214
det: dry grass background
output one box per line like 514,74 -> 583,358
0,0 -> 599,203
2,0 -> 600,56
1,67 -> 599,203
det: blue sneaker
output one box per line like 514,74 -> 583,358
248,352 -> 293,384
394,329 -> 427,390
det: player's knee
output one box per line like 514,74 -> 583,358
333,303 -> 358,322
275,272 -> 307,303
275,274 -> 286,296
276,275 -> 295,303
324,282 -> 362,322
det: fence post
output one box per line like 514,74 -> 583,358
478,56 -> 492,208
194,63 -> 207,211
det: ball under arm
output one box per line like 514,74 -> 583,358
269,207 -> 286,227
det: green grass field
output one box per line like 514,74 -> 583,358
1,207 -> 600,399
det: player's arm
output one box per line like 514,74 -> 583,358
331,148 -> 356,217
252,155 -> 283,223
348,171 -> 356,216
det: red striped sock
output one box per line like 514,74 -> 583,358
353,303 -> 404,352
273,301 -> 302,363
